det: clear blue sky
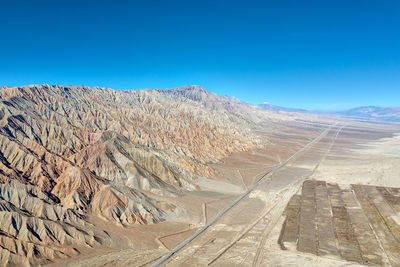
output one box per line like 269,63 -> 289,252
1,0 -> 399,110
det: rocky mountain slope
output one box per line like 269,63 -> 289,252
0,84 -> 290,266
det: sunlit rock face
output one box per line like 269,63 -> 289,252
0,84 -> 272,265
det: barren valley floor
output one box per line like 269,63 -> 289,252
53,120 -> 400,267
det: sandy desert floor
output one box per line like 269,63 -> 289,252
49,119 -> 400,267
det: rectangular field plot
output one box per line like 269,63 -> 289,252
279,181 -> 400,266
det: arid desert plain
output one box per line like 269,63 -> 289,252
55,119 -> 400,267
1,85 -> 400,267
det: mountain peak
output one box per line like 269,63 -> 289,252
175,85 -> 208,92
162,85 -> 213,102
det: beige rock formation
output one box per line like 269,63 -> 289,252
0,84 -> 300,265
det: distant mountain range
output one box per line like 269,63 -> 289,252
259,103 -> 400,122
258,102 -> 308,113
338,106 -> 400,122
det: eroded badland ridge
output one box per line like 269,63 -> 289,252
2,84 -> 399,267
0,84 -> 314,266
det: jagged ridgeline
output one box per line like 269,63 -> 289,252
0,84 -> 284,265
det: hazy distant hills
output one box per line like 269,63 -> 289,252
259,103 -> 400,122
258,102 -> 308,113
338,106 -> 400,122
